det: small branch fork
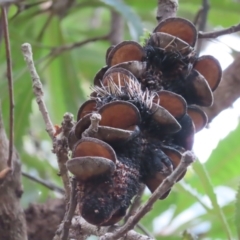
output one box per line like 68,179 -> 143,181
1,6 -> 14,170
100,152 -> 196,240
21,43 -> 71,202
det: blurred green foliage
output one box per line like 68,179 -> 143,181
0,0 -> 240,239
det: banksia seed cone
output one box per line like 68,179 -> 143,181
66,17 -> 222,226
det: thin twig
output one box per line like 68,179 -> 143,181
53,178 -> 78,240
100,151 -> 196,240
21,43 -> 55,139
37,35 -> 109,71
22,172 -> 64,194
49,35 -> 109,59
198,23 -> 240,39
1,6 -> 14,169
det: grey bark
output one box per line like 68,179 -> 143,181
0,104 -> 27,240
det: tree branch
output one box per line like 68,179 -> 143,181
100,151 -> 196,240
195,0 -> 210,54
198,23 -> 240,39
1,6 -> 14,169
0,103 -> 28,240
197,0 -> 210,32
156,0 -> 178,23
25,198 -> 65,240
21,43 -> 71,202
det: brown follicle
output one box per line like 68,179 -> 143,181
91,125 -> 140,143
99,101 -> 141,130
151,103 -> 181,134
102,68 -> 137,87
67,156 -> 116,181
74,114 -> 91,139
154,17 -> 197,47
161,146 -> 186,181
108,61 -> 147,79
193,55 -> 222,91
67,138 -> 117,181
186,70 -> 213,107
105,45 -> 115,63
77,100 -> 97,121
94,66 -> 109,86
187,106 -> 208,133
172,114 -> 195,151
153,90 -> 187,119
73,137 -> 117,162
148,32 -> 194,56
107,41 -> 144,66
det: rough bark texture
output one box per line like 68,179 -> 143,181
25,198 -> 65,240
0,106 -> 28,240
156,0 -> 178,22
202,54 -> 240,122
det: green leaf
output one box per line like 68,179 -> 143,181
100,0 -> 143,40
140,191 -> 178,232
21,176 -> 56,207
205,123 -> 240,188
192,160 -> 233,239
175,181 -> 210,212
41,16 -> 85,123
0,39 -> 33,150
180,1 -> 240,27
235,183 -> 240,239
